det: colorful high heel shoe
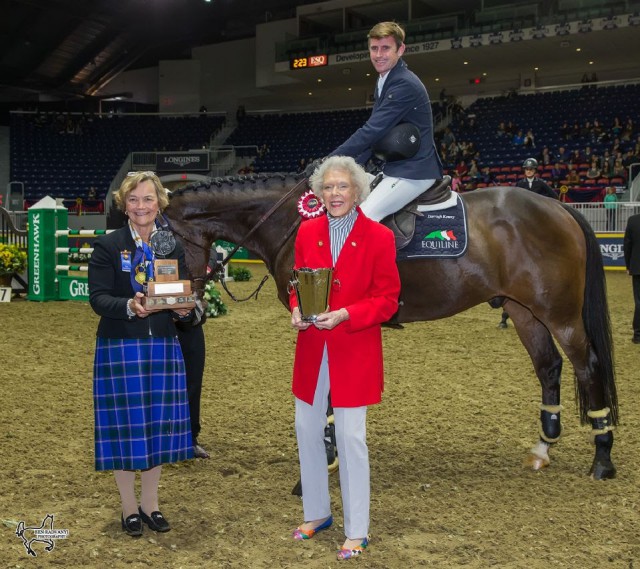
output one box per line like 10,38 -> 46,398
336,536 -> 369,560
292,515 -> 333,540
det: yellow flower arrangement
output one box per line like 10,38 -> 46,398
0,244 -> 27,275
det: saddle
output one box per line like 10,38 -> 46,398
380,176 -> 453,250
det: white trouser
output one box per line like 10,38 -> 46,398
295,345 -> 369,539
361,174 -> 435,222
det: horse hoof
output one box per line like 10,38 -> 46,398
498,321 -> 508,329
523,453 -> 550,470
589,460 -> 616,480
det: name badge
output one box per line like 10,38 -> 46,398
121,250 -> 132,272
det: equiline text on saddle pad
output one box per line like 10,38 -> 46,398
397,193 -> 468,260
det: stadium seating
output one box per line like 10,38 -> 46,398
10,113 -> 225,200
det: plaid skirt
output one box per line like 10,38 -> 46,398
93,337 -> 194,471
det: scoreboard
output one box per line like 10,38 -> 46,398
289,54 -> 329,70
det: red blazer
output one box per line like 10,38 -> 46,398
289,208 -> 400,407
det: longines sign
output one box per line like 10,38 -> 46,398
156,152 -> 209,172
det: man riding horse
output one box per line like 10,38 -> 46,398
306,21 -> 443,222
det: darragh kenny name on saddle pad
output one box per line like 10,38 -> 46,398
397,193 -> 468,260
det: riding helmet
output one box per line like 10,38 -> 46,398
522,157 -> 538,169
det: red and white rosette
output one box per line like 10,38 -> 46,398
297,190 -> 326,220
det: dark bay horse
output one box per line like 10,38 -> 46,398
163,173 -> 619,480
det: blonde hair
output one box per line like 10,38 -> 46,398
114,171 -> 169,212
309,156 -> 370,204
368,21 -> 405,48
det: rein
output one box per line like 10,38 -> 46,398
164,175 -> 308,303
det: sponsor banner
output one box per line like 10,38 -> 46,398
597,233 -> 626,269
275,13 -> 638,71
156,152 -> 209,172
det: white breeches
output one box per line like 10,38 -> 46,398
361,175 -> 435,222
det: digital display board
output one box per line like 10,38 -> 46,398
290,54 -> 329,70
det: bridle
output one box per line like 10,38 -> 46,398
162,176 -> 308,302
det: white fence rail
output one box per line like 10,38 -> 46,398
566,201 -> 640,233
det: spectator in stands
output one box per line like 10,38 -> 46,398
570,148 -> 585,165
586,159 -> 601,180
516,158 -> 557,199
601,150 -> 614,178
604,186 -> 618,231
623,149 -> 637,168
88,171 -> 194,537
320,21 -> 442,222
623,212 -> 640,344
450,173 -> 462,192
584,146 -> 594,163
538,146 -> 553,166
556,146 -> 570,163
438,141 -> 450,164
524,129 -> 536,148
611,117 -> 623,138
496,121 -> 507,138
592,118 -> 604,142
566,164 -> 581,186
571,121 -> 581,139
512,129 -> 525,146
467,158 -> 480,181
621,117 -> 634,141
87,186 -> 97,200
559,121 -> 571,140
442,127 -> 456,148
550,162 -> 566,186
478,166 -> 495,186
580,120 -> 593,139
454,159 -> 468,178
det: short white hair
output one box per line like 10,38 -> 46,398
309,156 -> 370,204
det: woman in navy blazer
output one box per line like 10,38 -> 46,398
89,171 -> 194,537
329,21 -> 443,221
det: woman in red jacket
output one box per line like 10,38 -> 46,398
290,156 -> 400,560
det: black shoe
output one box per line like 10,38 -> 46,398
138,507 -> 171,532
121,513 -> 143,537
632,337 -> 640,344
193,443 -> 210,459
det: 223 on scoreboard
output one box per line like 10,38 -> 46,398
290,54 -> 328,70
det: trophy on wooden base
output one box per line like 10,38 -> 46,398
141,258 -> 196,312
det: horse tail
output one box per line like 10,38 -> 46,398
563,204 -> 618,426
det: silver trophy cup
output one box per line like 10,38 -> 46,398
290,267 -> 334,322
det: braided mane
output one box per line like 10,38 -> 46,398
169,172 -> 304,199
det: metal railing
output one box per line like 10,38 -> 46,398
566,201 -> 640,233
0,206 -> 28,248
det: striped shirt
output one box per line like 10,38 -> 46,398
328,207 -> 358,265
